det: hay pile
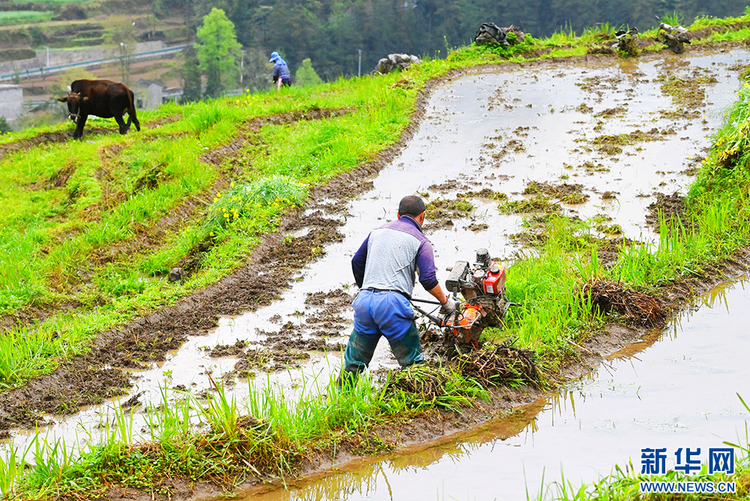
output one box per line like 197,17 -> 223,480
582,278 -> 666,326
380,364 -> 489,412
378,345 -> 539,412
456,342 -> 539,387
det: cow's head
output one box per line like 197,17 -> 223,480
57,92 -> 89,123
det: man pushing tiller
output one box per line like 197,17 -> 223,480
339,194 -> 519,386
339,195 -> 458,385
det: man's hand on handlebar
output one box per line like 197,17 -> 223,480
441,297 -> 458,314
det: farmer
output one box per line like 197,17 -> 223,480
340,195 -> 457,385
269,51 -> 291,89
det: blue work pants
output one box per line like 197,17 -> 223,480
342,290 -> 424,376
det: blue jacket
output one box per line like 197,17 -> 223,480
273,62 -> 290,81
270,53 -> 290,81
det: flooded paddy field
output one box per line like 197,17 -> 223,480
239,277 -> 750,500
3,46 -> 750,497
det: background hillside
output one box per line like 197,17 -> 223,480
0,0 -> 748,129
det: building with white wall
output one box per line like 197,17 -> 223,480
0,85 -> 23,123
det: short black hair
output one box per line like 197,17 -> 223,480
398,195 -> 426,217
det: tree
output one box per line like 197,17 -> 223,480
110,20 -> 137,84
0,117 -> 11,134
196,8 -> 242,98
264,0 -> 321,72
295,58 -> 324,86
242,47 -> 275,92
181,47 -> 202,103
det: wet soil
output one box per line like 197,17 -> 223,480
596,236 -> 630,267
3,41 -> 750,500
655,67 -> 719,118
498,195 -> 564,215
219,288 -> 350,377
423,197 -> 475,230
0,196 -> 350,430
646,191 -> 688,230
523,181 -> 589,204
583,127 -> 677,155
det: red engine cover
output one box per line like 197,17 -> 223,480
482,263 -> 506,294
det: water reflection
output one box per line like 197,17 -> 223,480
663,275 -> 744,339
699,276 -> 744,311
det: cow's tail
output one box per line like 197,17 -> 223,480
127,90 -> 141,132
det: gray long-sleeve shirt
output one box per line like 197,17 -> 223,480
351,215 -> 439,297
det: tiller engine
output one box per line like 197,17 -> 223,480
414,248 -> 517,348
443,248 -> 511,346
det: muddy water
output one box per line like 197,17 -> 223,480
6,49 -> 750,461
237,278 -> 750,500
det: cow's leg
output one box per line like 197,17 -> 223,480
74,115 -> 87,139
129,109 -> 141,132
127,90 -> 141,132
115,113 -> 128,134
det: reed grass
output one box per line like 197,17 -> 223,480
0,365 -> 487,498
0,439 -> 33,498
483,216 -> 602,369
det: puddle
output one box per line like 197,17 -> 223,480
236,277 -> 750,500
4,48 -> 750,465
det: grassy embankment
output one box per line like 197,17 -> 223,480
0,12 -> 53,27
2,11 -> 750,499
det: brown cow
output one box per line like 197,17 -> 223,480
58,79 -> 141,139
